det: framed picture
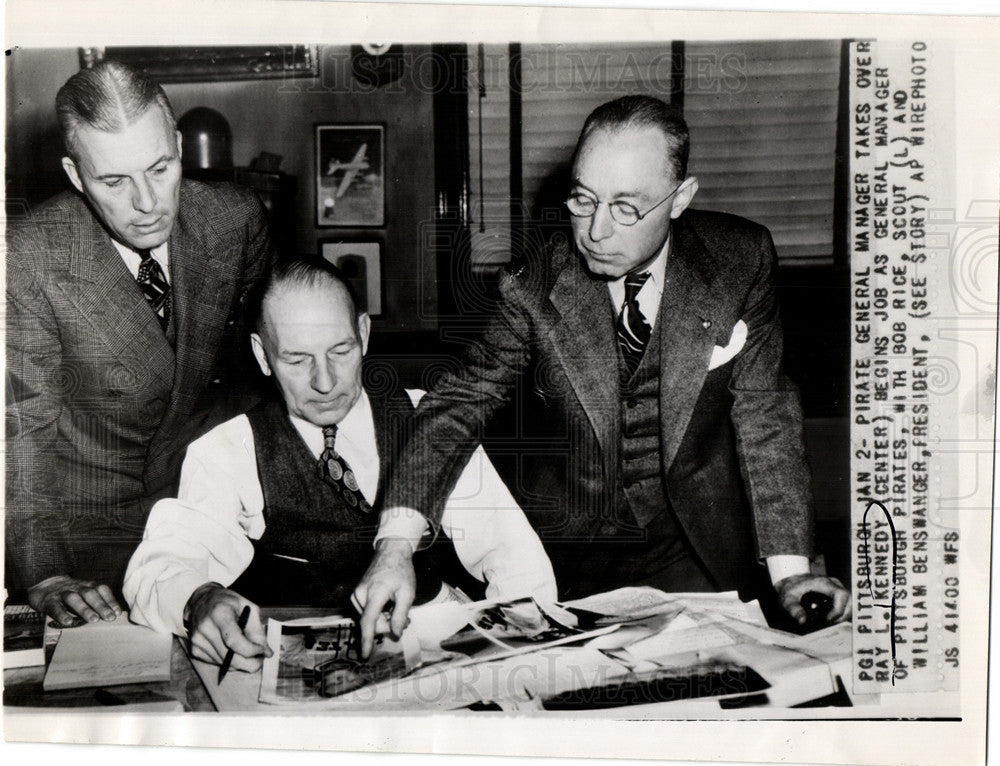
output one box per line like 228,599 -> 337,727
315,124 -> 385,227
79,46 -> 319,83
320,240 -> 384,318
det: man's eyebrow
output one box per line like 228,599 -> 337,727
92,155 -> 174,181
146,154 -> 174,170
569,179 -> 648,200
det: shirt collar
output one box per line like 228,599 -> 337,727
111,240 -> 171,279
607,232 -> 670,305
288,389 -> 375,457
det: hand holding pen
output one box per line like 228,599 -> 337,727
182,583 -> 272,679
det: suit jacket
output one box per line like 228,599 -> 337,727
5,179 -> 275,591
384,208 -> 814,597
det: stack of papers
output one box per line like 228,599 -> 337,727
42,613 -> 172,691
219,587 -> 850,712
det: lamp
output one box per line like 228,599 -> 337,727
178,107 -> 233,170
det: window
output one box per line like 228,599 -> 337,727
466,40 -> 842,269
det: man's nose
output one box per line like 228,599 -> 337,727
311,361 -> 336,393
588,203 -> 615,241
131,177 -> 157,213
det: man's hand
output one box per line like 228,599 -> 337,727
184,583 -> 271,673
352,538 -> 416,658
775,573 -> 852,626
28,575 -> 123,626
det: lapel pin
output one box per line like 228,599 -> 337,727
701,319 -> 712,330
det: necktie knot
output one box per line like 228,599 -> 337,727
134,248 -> 171,331
617,271 -> 653,378
322,424 -> 338,450
623,271 -> 651,303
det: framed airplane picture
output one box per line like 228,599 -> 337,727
315,124 -> 385,227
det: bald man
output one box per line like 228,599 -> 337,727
124,256 -> 555,672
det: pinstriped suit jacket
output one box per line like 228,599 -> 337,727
5,180 -> 275,591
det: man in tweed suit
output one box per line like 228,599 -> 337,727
355,96 -> 849,654
5,62 -> 274,625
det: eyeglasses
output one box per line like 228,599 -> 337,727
564,180 -> 685,226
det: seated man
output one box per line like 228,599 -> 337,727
123,257 -> 556,673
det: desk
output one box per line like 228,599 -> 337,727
2,607 -> 333,713
3,638 -> 212,712
3,606 -> 852,714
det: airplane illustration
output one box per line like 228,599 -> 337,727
325,143 -> 371,201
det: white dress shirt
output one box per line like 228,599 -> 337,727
123,390 -> 557,636
111,241 -> 171,283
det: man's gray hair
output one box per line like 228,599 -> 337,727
252,256 -> 364,336
56,61 -> 176,160
574,95 -> 690,181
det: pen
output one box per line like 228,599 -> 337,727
217,604 -> 251,685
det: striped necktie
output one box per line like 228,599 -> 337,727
616,271 -> 652,377
317,424 -> 372,512
136,249 -> 171,331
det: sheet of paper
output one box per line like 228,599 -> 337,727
42,613 -> 172,691
191,656 -> 263,712
623,624 -> 737,662
562,586 -> 674,616
716,641 -> 838,707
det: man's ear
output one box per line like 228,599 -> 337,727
61,157 -> 84,194
175,130 -> 183,162
250,333 -> 271,376
357,313 -> 371,355
669,176 -> 699,219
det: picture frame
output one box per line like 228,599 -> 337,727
319,240 -> 384,317
79,45 -> 319,83
315,124 -> 385,227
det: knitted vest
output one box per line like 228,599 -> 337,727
233,391 -> 474,608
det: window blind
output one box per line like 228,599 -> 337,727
466,40 -> 841,268
683,40 -> 840,265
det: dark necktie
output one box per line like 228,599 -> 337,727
616,271 -> 652,377
317,425 -> 372,512
136,249 -> 171,331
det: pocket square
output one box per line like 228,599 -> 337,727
708,320 -> 747,370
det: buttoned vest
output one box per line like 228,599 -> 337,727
559,286 -> 713,597
233,391 -> 475,608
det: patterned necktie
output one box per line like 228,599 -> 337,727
616,271 -> 652,378
136,249 -> 171,331
317,424 -> 372,512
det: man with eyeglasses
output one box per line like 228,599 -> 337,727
353,95 -> 849,656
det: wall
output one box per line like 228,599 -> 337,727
4,46 -> 438,333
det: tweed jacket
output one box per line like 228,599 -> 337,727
383,208 -> 815,595
5,179 -> 274,590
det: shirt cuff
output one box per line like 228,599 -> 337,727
766,554 -> 811,586
374,507 -> 430,554
130,570 -> 213,638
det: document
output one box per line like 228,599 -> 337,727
42,613 -> 172,691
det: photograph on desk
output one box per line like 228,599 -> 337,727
2,2 -> 995,765
252,590 -> 829,712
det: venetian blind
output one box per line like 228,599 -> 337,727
683,40 -> 841,265
467,44 -> 513,268
519,43 -> 678,223
467,41 -> 841,268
